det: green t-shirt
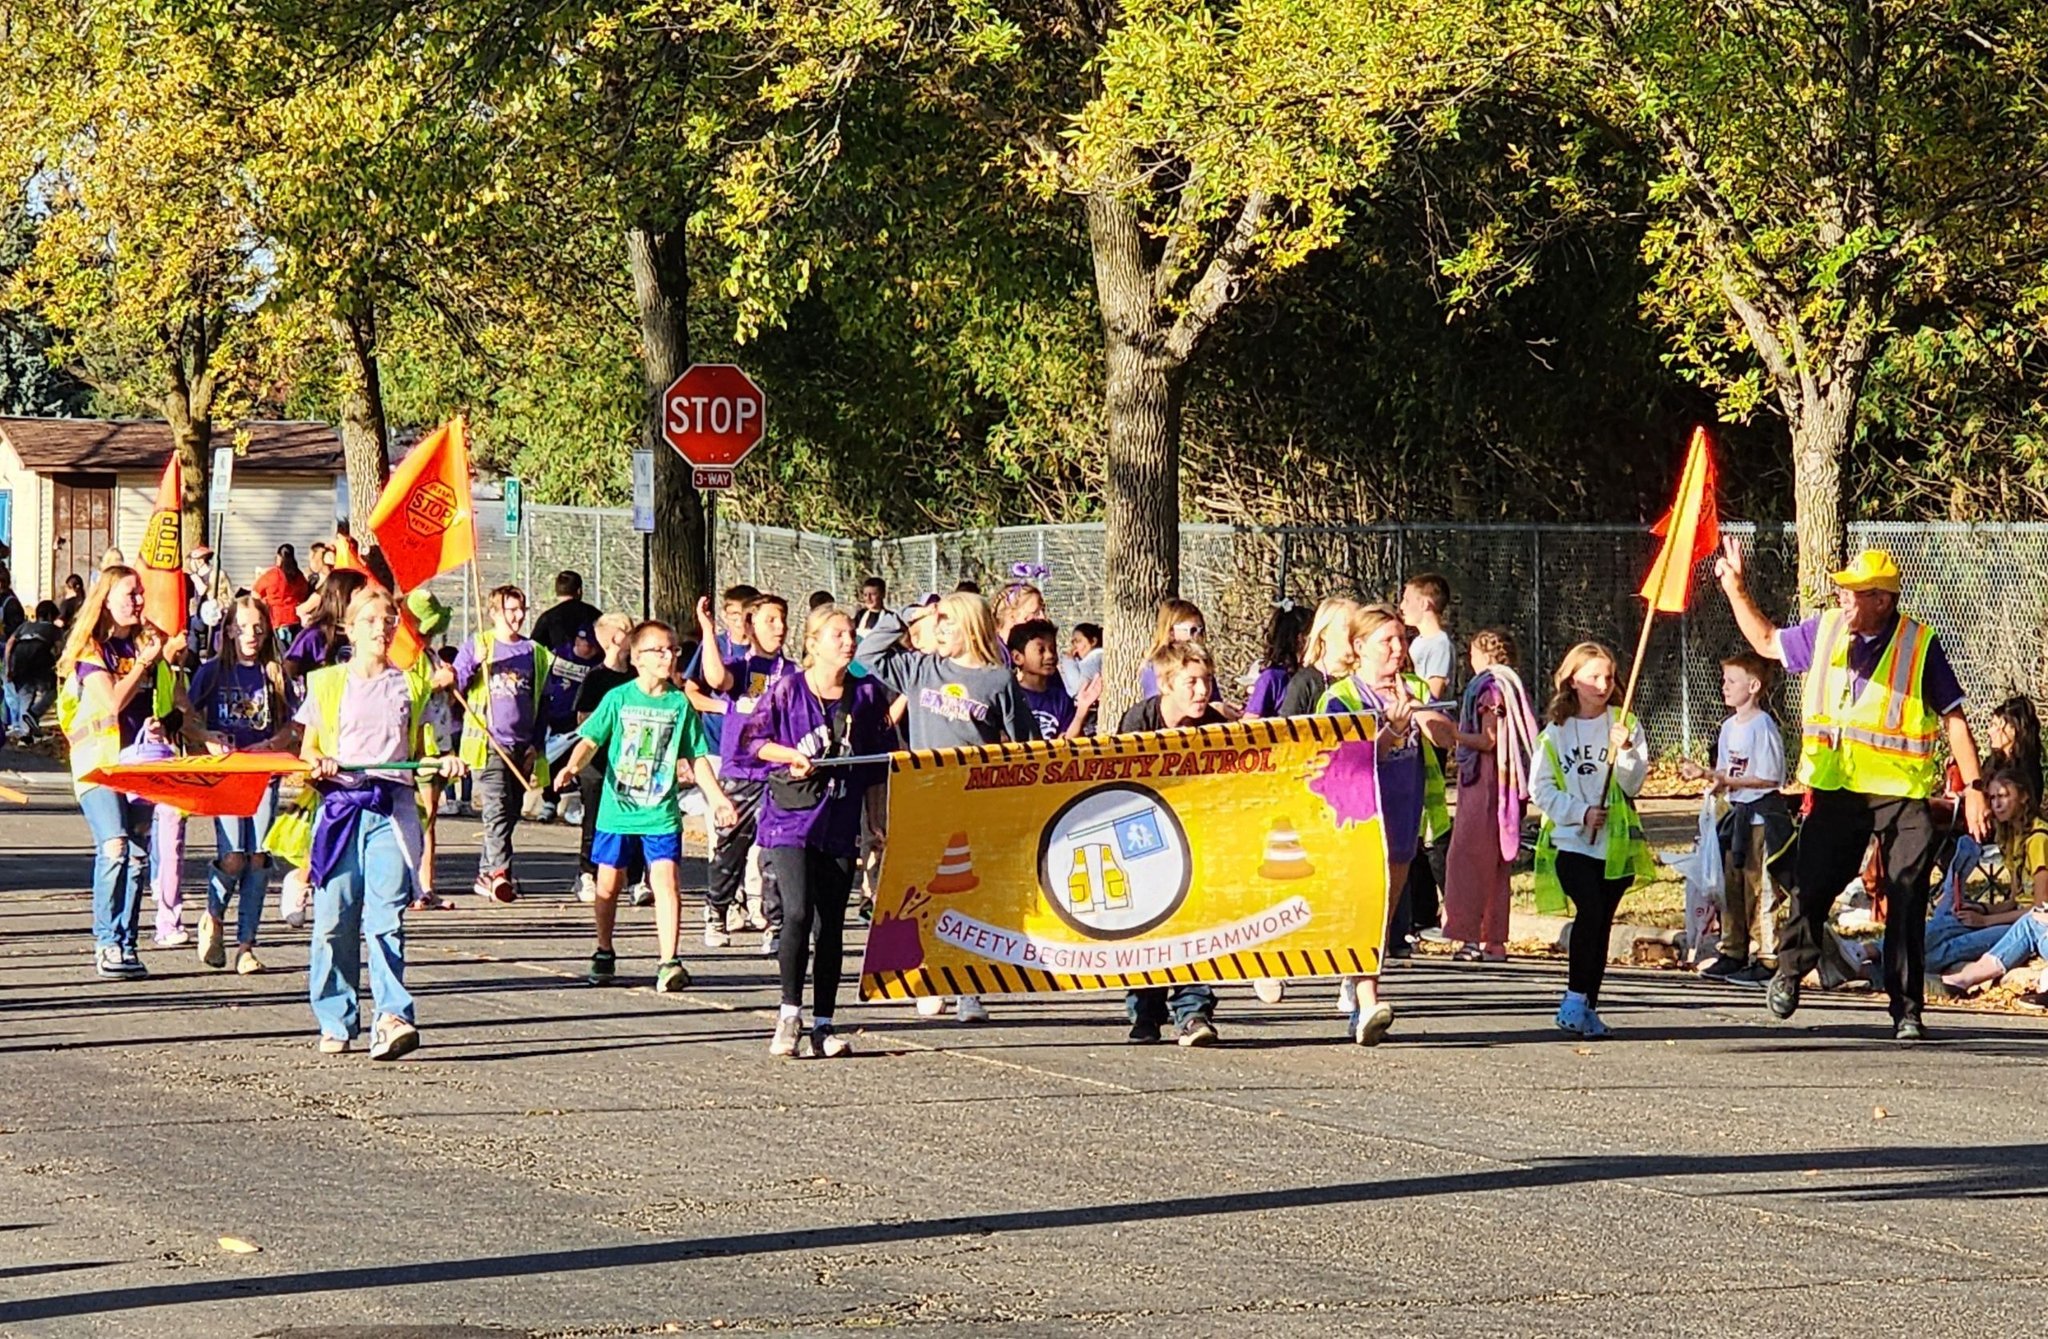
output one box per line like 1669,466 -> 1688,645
577,680 -> 711,836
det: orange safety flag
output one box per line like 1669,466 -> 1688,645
1639,426 -> 1720,614
368,417 -> 475,591
138,454 -> 187,634
330,533 -> 428,671
84,752 -> 305,817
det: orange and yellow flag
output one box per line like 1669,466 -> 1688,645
1638,427 -> 1720,614
368,418 -> 474,592
138,454 -> 186,634
331,532 -> 428,671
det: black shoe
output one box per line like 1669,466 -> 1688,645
1126,1019 -> 1163,1044
1894,1016 -> 1927,1042
1700,955 -> 1749,980
1730,961 -> 1773,985
587,948 -> 617,985
1767,973 -> 1801,1020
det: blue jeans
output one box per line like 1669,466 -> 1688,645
308,811 -> 414,1040
80,784 -> 151,951
209,779 -> 279,947
1989,914 -> 2048,971
1126,984 -> 1217,1028
1924,907 -> 2011,974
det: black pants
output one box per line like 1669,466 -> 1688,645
1557,851 -> 1632,1004
1785,788 -> 1935,1019
765,845 -> 854,1016
706,778 -> 774,925
1392,833 -> 1449,942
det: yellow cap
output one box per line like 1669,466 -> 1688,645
1830,549 -> 1902,594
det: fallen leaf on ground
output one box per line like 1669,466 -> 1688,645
217,1237 -> 261,1254
1873,1105 -> 1890,1120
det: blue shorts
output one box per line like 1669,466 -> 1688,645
592,830 -> 682,870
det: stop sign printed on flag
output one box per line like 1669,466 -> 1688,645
661,364 -> 765,489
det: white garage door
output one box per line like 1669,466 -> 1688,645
119,471 -> 343,592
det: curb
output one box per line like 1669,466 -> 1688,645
1509,910 -> 1689,963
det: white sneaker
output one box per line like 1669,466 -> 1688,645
1252,977 -> 1286,1004
769,1015 -> 802,1058
955,995 -> 990,1024
574,872 -> 597,904
630,881 -> 654,907
915,996 -> 949,1018
438,790 -> 461,817
1337,977 -> 1359,1016
760,928 -> 780,956
154,928 -> 192,948
559,795 -> 584,827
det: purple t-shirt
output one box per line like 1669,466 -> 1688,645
1137,661 -> 1160,699
455,635 -> 543,749
77,635 -> 149,746
191,659 -> 277,749
1246,665 -> 1292,718
1322,678 -> 1424,864
1778,613 -> 1965,715
716,652 -> 799,780
1021,678 -> 1075,741
286,624 -> 350,670
741,672 -> 893,856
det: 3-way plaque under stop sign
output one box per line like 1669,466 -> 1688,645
661,364 -> 765,490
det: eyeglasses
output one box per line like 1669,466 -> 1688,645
1173,622 -> 1206,639
637,645 -> 681,657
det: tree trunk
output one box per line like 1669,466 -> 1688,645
1086,188 -> 1186,725
161,385 -> 211,557
628,222 -> 709,624
1786,365 -> 1867,612
332,297 -> 390,540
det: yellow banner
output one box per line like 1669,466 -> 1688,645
860,715 -> 1391,1000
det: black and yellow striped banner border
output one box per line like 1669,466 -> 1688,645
859,947 -> 1379,1001
886,712 -> 1376,774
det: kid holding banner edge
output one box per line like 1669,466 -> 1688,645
1317,603 -> 1456,1047
740,604 -> 895,1058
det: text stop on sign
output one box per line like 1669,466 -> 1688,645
660,364 -> 766,484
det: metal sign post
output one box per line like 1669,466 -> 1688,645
631,451 -> 655,620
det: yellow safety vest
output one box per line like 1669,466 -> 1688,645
460,631 -> 552,785
60,648 -> 176,792
1797,608 -> 1941,799
266,658 -> 440,866
1531,715 -> 1654,914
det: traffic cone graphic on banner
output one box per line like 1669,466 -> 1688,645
927,832 -> 981,894
1259,818 -> 1314,880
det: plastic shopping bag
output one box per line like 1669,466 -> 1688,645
1661,794 -> 1725,959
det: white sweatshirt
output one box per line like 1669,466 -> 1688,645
1530,709 -> 1649,860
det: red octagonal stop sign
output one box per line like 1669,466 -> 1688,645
660,364 -> 765,484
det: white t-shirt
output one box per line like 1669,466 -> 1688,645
1715,711 -> 1784,823
1409,630 -> 1454,691
1531,710 -> 1649,860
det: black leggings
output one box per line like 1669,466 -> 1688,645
1556,851 -> 1632,1004
764,845 -> 855,1017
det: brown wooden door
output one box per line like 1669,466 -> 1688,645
51,473 -> 116,593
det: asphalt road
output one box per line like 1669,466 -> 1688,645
3,790 -> 2047,1339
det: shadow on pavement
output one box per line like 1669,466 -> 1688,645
7,1141 -> 2047,1325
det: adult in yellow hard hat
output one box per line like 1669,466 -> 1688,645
1715,539 -> 1988,1041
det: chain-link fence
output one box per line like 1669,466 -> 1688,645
439,502 -> 2048,761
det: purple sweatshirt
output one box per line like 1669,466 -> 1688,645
715,652 -> 800,781
739,671 -> 893,856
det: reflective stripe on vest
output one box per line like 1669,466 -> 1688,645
1797,608 -> 1941,797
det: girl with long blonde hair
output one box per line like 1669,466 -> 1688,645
857,589 -> 1036,1024
740,604 -> 897,1057
59,566 -> 193,979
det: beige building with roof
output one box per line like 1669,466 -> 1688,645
0,417 -> 345,606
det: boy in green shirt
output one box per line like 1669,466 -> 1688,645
554,619 -> 736,989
